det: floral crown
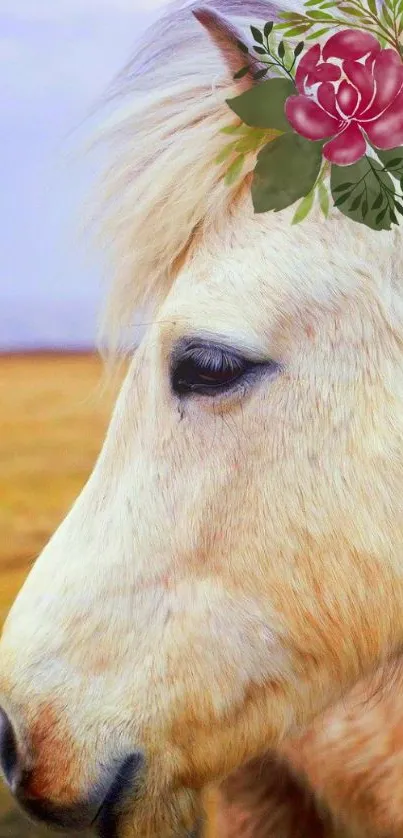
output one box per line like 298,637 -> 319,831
218,0 -> 403,231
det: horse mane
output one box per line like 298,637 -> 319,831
92,0 -> 286,353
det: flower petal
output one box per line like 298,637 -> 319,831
364,87 -> 403,148
361,50 -> 403,118
323,122 -> 367,165
317,81 -> 339,117
323,29 -> 380,61
337,80 -> 359,117
312,62 -> 341,83
285,95 -> 340,140
343,60 -> 374,115
295,44 -> 321,93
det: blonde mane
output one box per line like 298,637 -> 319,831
92,0 -> 285,352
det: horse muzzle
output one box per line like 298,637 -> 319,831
0,706 -> 143,833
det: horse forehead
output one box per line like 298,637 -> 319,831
165,213 -> 386,328
163,229 -> 291,326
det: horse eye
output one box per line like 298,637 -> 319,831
172,343 -> 250,396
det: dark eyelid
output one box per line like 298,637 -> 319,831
171,337 -> 264,368
170,337 -> 280,399
177,346 -> 246,372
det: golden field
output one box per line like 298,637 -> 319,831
0,353 -> 218,838
0,354 -> 116,623
0,353 -> 115,837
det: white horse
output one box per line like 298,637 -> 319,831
1,2 -> 403,837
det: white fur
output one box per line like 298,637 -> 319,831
1,4 -> 403,838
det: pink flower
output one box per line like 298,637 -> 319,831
285,30 -> 403,165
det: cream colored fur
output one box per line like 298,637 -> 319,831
0,2 -> 403,837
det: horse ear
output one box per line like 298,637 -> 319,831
192,5 -> 261,85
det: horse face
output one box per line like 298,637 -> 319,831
0,201 -> 402,836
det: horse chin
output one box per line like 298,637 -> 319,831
110,819 -> 202,838
100,789 -> 202,838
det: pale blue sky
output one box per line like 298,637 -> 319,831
0,0 -> 166,350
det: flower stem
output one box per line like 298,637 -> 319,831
339,0 -> 396,43
304,14 -> 397,48
262,35 -> 295,81
366,156 -> 399,200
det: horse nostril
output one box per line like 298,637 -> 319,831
95,752 -> 144,836
5,750 -> 144,834
0,708 -> 21,791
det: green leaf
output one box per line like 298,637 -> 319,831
349,193 -> 363,211
371,192 -> 384,209
253,68 -> 269,80
376,147 -> 403,173
278,40 -> 285,58
283,41 -> 295,66
294,41 -> 305,56
234,129 -> 266,153
267,29 -> 279,51
225,154 -> 245,185
264,21 -> 274,36
307,10 -> 335,18
381,0 -> 393,15
338,5 -> 366,14
215,142 -> 236,164
227,78 -> 296,130
367,0 -> 378,13
331,159 -> 394,230
375,207 -> 388,225
334,192 -> 352,206
285,24 -> 312,35
279,11 -> 306,20
304,0 -> 325,7
394,200 -> 403,215
306,26 -> 333,37
234,65 -> 250,79
252,133 -> 323,213
381,4 -> 394,25
276,20 -> 304,29
318,182 -> 330,216
236,40 -> 249,54
385,158 -> 403,169
221,122 -> 244,135
332,181 -> 354,192
253,45 -> 267,54
362,199 -> 369,217
377,152 -> 403,171
292,189 -> 315,224
390,208 -> 398,224
251,25 -> 264,43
